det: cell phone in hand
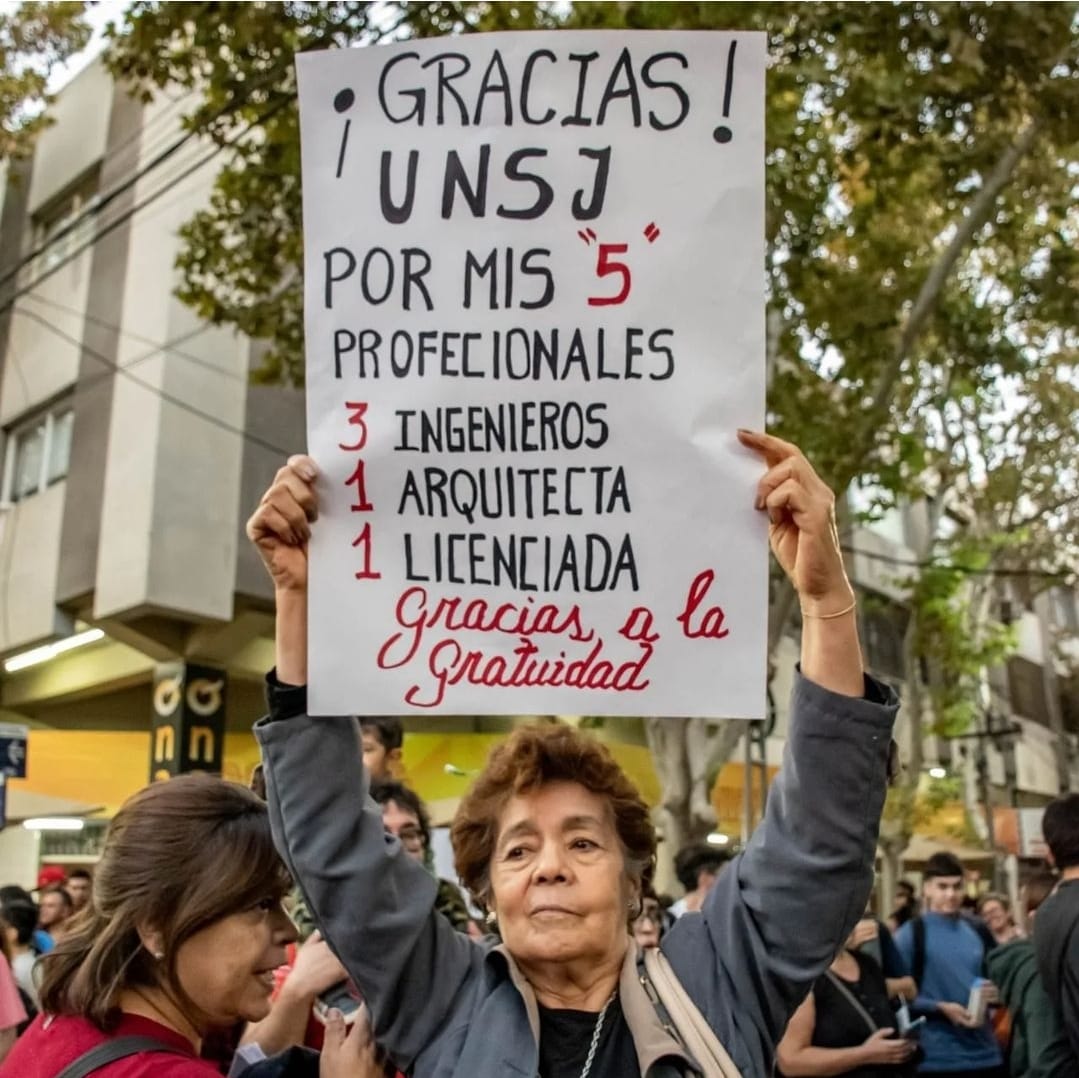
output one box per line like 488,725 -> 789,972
312,979 -> 363,1025
902,1016 -> 926,1038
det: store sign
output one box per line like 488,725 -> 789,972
0,723 -> 28,778
149,663 -> 227,781
1017,806 -> 1048,859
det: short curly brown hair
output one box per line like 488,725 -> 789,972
451,723 -> 656,911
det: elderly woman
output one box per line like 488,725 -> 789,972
0,774 -> 297,1077
250,431 -> 898,1078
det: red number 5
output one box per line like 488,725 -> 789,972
588,243 -> 631,306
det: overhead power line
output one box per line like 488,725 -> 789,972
0,91 -> 294,319
840,543 -> 1073,583
16,306 -> 289,457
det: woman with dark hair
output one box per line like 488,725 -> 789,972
776,922 -> 918,1077
0,773 -> 297,1076
249,431 -> 900,1077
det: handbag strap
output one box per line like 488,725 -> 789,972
638,946 -> 743,1078
823,968 -> 880,1038
54,1034 -> 189,1078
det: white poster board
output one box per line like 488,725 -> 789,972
298,31 -> 767,716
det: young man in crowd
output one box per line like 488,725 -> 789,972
668,841 -> 732,918
894,853 -> 1004,1078
1033,793 -> 1079,1065
369,778 -> 472,933
360,716 -> 403,782
64,869 -> 92,913
36,886 -> 73,946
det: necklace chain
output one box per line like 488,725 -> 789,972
578,990 -> 617,1078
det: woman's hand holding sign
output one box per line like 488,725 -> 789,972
737,429 -> 864,698
246,454 -> 319,684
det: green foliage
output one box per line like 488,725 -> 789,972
0,1 -> 92,159
907,545 -> 1016,737
103,4 -> 1078,683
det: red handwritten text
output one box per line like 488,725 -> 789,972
377,587 -> 595,669
676,570 -> 729,640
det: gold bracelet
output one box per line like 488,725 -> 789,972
800,598 -> 857,620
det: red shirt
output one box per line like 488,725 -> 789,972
0,1012 -> 220,1076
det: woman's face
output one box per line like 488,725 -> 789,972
488,780 -> 634,971
173,897 -> 297,1028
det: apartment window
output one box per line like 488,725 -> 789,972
1007,657 -> 1050,724
29,170 -> 100,279
1052,588 -> 1079,634
861,599 -> 909,681
2,404 -> 74,503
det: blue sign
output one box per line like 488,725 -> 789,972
0,723 -> 28,779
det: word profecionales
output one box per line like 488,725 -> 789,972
333,325 -> 675,381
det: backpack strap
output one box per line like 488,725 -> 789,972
54,1035 -> 188,1078
911,915 -> 926,990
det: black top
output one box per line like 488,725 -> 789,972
809,951 -> 916,1078
538,996 -> 641,1078
1034,878 -> 1079,1062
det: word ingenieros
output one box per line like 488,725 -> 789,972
333,325 -> 675,381
377,47 -> 691,130
397,464 -> 630,523
394,401 -> 609,454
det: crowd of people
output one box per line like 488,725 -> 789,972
0,436 -> 1076,1078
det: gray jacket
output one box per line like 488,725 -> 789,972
255,671 -> 897,1078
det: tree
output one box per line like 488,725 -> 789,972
0,1 -> 92,160
104,2 -> 1079,864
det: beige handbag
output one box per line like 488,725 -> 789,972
639,946 -> 744,1078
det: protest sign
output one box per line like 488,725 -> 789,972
298,30 -> 767,716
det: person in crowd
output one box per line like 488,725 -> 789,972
893,853 -> 1003,1078
248,431 -> 900,1077
370,778 -> 472,933
848,914 -> 916,1003
630,889 -> 665,951
238,929 -> 351,1059
0,886 -> 53,955
0,773 -> 296,1077
668,842 -> 732,918
0,923 -> 27,1061
977,893 -> 1021,946
776,920 -> 919,1077
889,881 -> 918,933
986,869 -> 1074,1077
1033,792 -> 1079,1065
0,887 -> 52,956
0,897 -> 41,1010
36,886 -> 73,946
360,717 -> 404,782
64,869 -> 92,915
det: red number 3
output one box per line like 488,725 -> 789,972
588,243 -> 631,306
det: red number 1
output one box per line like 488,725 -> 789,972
345,458 -> 373,511
351,523 -> 382,580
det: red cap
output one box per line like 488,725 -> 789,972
37,866 -> 67,889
